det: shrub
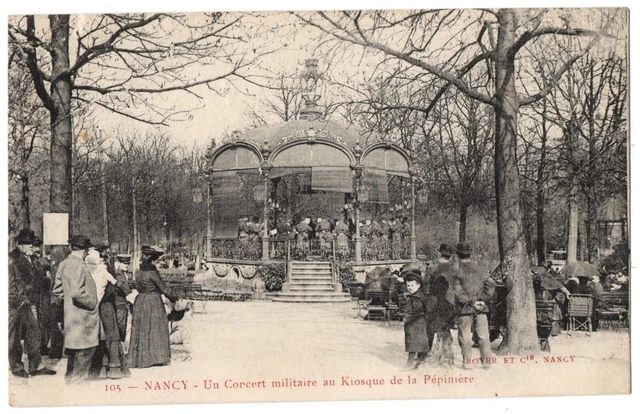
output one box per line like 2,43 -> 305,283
260,262 -> 286,292
599,239 -> 629,275
337,260 -> 356,292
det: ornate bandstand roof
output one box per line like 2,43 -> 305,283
207,59 -> 413,179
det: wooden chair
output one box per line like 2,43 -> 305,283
567,294 -> 593,336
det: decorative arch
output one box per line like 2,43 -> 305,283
268,137 -> 356,168
209,141 -> 264,172
361,142 -> 412,176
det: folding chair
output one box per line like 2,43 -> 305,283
567,294 -> 593,336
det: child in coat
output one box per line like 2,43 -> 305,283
403,272 -> 430,369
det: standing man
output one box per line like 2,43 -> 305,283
452,242 -> 496,370
8,229 -> 56,378
53,235 -> 100,385
32,237 -> 53,356
427,244 -> 457,366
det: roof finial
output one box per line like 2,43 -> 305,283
299,58 -> 323,121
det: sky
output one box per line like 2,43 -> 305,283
2,1 -> 638,414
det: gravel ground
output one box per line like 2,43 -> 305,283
9,300 -> 631,407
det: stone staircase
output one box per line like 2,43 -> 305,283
269,261 -> 351,303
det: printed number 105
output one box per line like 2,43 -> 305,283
105,384 -> 121,392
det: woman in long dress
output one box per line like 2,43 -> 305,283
129,245 -> 178,369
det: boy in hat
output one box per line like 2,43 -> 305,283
403,272 -> 429,369
53,235 -> 100,384
452,242 -> 496,370
8,229 -> 57,378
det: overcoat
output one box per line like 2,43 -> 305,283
404,291 -> 429,352
9,248 -> 39,309
452,261 -> 496,316
54,254 -> 100,350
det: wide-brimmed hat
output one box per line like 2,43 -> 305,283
69,235 -> 92,250
117,254 -> 132,264
15,229 -> 36,245
455,242 -> 473,256
141,245 -> 165,259
438,243 -> 454,257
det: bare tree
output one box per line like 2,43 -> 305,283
8,13 -> 277,231
295,8 -> 624,353
8,58 -> 49,231
550,54 -> 626,261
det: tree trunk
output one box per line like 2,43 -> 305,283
101,160 -> 109,244
494,9 -> 539,354
535,102 -> 548,265
132,185 -> 139,270
20,175 -> 31,229
567,183 -> 579,263
48,15 -> 73,236
458,203 -> 468,242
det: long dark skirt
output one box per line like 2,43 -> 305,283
128,293 -> 171,368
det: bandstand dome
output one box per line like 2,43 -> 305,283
209,118 -> 412,178
204,59 -> 417,269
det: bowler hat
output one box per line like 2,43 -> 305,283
455,242 -> 473,255
14,229 -> 36,245
438,243 -> 454,256
69,235 -> 92,250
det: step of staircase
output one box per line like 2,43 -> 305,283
271,260 -> 349,302
289,285 -> 335,292
269,292 -> 351,303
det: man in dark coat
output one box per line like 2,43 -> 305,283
32,237 -> 53,356
8,229 -> 56,378
452,242 -> 496,370
427,244 -> 457,366
53,235 -> 100,385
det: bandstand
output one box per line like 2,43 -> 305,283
203,60 -> 418,302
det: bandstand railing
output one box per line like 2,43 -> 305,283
361,239 -> 411,261
211,239 -> 262,261
210,238 -> 409,262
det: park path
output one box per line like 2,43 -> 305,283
9,300 -> 630,407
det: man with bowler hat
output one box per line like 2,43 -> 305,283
452,242 -> 496,370
8,229 -> 56,378
53,235 -> 100,384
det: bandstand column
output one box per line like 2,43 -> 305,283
354,199 -> 362,264
206,181 -> 213,261
410,175 -> 417,261
262,174 -> 270,262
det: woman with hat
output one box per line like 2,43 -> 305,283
85,245 -> 130,379
403,272 -> 430,369
128,245 -> 179,368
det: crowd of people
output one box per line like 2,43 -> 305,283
390,242 -> 496,370
8,228 -> 181,385
238,214 -> 411,254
